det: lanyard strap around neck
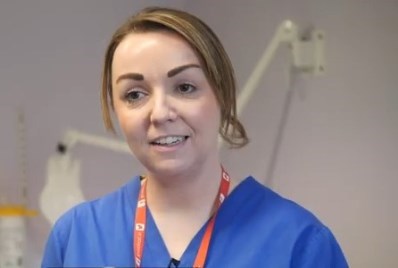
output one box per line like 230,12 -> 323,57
133,168 -> 231,268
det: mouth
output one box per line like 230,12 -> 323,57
149,135 -> 189,146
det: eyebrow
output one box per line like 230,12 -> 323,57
115,63 -> 201,84
115,73 -> 144,83
167,63 -> 201,77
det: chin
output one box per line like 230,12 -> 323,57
145,159 -> 194,177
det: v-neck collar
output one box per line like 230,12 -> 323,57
126,175 -> 260,267
144,207 -> 210,267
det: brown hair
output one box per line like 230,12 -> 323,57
101,7 -> 248,148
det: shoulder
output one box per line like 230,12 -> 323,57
232,176 -> 323,227
230,176 -> 348,267
50,176 -> 141,244
290,224 -> 348,267
42,176 -> 141,266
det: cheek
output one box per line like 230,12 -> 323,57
117,113 -> 131,135
113,105 -> 142,140
193,99 -> 221,133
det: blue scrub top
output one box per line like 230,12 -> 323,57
42,176 -> 348,267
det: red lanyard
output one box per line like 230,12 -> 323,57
134,168 -> 231,268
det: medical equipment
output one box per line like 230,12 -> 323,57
216,20 -> 325,147
40,149 -> 84,225
231,21 -> 325,187
0,206 -> 35,268
0,110 -> 36,268
237,20 -> 325,116
39,130 -> 131,225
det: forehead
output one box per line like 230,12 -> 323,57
112,31 -> 200,74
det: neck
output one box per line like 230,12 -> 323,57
145,160 -> 223,214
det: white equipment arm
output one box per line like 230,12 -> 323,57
237,20 -> 325,116
237,20 -> 297,115
60,129 -> 131,155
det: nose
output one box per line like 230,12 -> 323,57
149,91 -> 177,124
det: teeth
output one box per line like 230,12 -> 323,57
153,136 -> 185,145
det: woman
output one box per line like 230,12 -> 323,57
42,7 -> 348,268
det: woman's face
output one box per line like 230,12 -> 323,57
111,31 -> 221,177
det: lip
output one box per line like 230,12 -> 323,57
148,135 -> 189,153
148,135 -> 189,144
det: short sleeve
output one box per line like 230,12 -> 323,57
41,227 -> 64,268
291,226 -> 349,268
41,209 -> 74,268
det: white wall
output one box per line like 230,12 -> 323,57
0,1 -> 397,267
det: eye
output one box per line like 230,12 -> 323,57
124,90 -> 147,103
176,83 -> 196,94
